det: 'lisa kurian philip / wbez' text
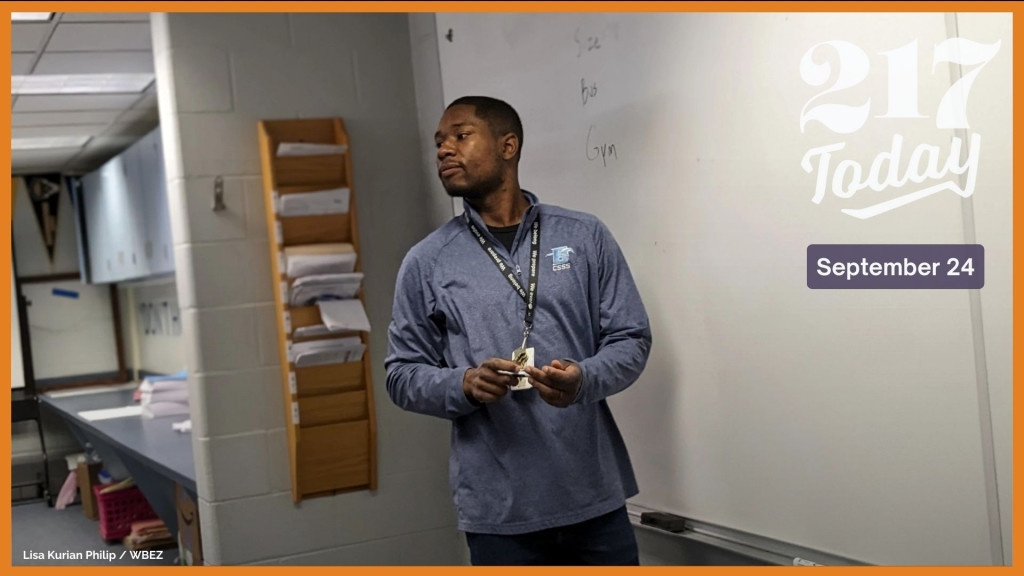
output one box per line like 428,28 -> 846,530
24,550 -> 112,561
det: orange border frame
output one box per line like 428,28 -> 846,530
2,2 -> 1019,574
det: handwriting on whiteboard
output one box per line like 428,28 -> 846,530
573,22 -> 619,59
574,26 -> 601,58
586,125 -> 618,167
581,78 -> 598,106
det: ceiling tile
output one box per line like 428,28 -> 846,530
12,148 -> 82,174
47,22 -> 152,52
13,124 -> 110,139
35,51 -> 154,75
12,148 -> 81,163
14,94 -> 142,112
11,52 -> 35,75
59,13 -> 151,23
12,23 -> 50,51
13,111 -> 122,127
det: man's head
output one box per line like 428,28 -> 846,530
434,96 -> 523,200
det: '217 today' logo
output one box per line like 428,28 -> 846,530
800,38 -> 1000,219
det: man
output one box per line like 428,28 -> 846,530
385,96 -> 652,566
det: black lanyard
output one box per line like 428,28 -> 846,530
466,215 -> 540,331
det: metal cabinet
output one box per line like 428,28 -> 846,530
79,126 -> 174,284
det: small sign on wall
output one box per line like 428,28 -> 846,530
138,299 -> 182,337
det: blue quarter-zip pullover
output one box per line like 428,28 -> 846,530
385,191 -> 652,534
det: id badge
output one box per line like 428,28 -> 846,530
509,347 -> 535,391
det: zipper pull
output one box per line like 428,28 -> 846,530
515,264 -> 522,276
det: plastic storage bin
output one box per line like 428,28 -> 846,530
94,485 -> 158,540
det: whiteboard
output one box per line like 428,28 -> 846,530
435,12 -> 1011,565
21,281 -> 120,380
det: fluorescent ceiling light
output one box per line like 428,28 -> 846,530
11,74 -> 155,95
11,13 -> 54,21
12,136 -> 91,150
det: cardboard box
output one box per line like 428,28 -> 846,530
77,462 -> 102,520
175,484 -> 203,566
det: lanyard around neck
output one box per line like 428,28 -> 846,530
465,215 -> 540,329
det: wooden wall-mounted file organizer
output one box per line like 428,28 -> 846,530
257,118 -> 377,502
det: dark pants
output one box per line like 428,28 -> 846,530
465,506 -> 640,566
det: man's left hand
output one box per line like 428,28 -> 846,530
524,360 -> 582,408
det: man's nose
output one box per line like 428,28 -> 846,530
437,139 -> 455,160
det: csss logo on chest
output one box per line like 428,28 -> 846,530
547,246 -> 574,271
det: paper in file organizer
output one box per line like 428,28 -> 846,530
289,273 -> 363,307
292,324 -> 334,339
289,336 -> 366,367
317,299 -> 372,333
292,323 -> 360,339
284,243 -> 357,278
277,187 -> 350,217
276,142 -> 348,156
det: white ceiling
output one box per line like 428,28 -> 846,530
11,12 -> 159,176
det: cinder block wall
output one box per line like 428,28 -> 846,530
151,13 -> 462,565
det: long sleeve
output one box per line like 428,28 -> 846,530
385,251 -> 479,420
574,221 -> 652,405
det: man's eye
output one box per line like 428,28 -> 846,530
457,133 -> 469,139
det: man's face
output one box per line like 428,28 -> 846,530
434,105 -> 506,199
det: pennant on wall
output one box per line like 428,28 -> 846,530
24,174 -> 63,264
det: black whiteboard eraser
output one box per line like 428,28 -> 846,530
640,511 -> 688,533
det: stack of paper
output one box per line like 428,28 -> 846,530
318,299 -> 372,333
292,324 -> 333,339
284,243 -> 357,278
293,325 -> 361,339
276,142 -> 348,156
138,372 -> 190,420
140,382 -> 188,405
289,336 -> 366,367
278,187 -> 350,217
286,297 -> 370,338
124,519 -> 176,551
290,273 -> 364,307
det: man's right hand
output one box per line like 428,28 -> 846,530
463,358 -> 521,404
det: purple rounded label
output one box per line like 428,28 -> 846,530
807,245 -> 984,289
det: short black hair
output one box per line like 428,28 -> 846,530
447,96 -> 523,159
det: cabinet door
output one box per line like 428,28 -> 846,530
119,142 -> 149,281
139,128 -> 174,275
79,167 -> 111,284
79,129 -> 173,284
96,155 -> 133,282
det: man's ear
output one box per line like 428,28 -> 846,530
500,133 -> 520,160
